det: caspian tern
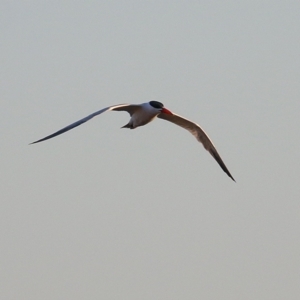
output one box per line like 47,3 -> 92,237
30,101 -> 235,181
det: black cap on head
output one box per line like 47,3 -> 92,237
149,101 -> 164,109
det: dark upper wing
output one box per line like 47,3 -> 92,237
30,104 -> 140,144
158,112 -> 235,181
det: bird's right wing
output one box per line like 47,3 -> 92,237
158,112 -> 235,181
30,104 -> 140,144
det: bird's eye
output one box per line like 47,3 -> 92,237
149,101 -> 164,109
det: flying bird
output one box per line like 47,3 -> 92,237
30,101 -> 235,181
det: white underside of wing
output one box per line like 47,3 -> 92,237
157,112 -> 235,181
158,112 -> 214,149
30,103 -> 133,144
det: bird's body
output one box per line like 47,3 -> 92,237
117,102 -> 164,129
30,101 -> 235,181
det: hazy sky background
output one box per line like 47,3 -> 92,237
1,1 -> 300,299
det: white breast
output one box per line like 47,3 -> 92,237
130,102 -> 160,128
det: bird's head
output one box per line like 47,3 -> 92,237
149,101 -> 173,115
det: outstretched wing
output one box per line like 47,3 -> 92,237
30,104 -> 140,144
158,112 -> 235,181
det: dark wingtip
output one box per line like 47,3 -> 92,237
224,170 -> 236,182
222,166 -> 236,182
225,168 -> 236,182
230,175 -> 236,182
210,150 -> 236,182
29,139 -> 43,145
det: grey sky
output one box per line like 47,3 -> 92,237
1,1 -> 300,299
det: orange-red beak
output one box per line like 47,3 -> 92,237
161,107 -> 173,115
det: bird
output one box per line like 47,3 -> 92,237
30,101 -> 235,181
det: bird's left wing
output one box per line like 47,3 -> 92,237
158,112 -> 235,181
30,104 -> 139,144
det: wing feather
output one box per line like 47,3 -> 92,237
158,112 -> 235,181
30,104 -> 138,144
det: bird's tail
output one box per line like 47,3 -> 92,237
121,122 -> 133,129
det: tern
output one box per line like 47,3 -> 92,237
30,101 -> 235,181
